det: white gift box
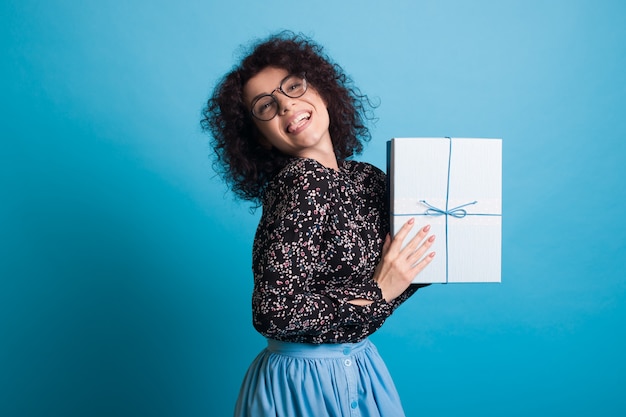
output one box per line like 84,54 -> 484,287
387,137 -> 502,283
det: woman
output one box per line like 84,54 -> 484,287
202,32 -> 436,417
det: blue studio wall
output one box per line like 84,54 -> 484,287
2,0 -> 625,416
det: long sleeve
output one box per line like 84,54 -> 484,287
251,158 -> 423,343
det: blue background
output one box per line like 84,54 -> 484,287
2,0 -> 625,416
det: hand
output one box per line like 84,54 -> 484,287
373,218 -> 436,302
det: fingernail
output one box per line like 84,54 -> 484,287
408,218 -> 414,225
423,225 -> 431,232
428,235 -> 436,242
429,252 -> 436,258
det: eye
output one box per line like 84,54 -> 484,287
286,81 -> 302,91
254,96 -> 276,116
285,80 -> 304,94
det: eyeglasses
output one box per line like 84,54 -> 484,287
250,73 -> 308,121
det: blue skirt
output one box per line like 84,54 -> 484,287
234,338 -> 405,417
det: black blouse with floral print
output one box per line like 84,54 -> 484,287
251,157 -> 423,344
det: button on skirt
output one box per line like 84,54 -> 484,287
233,338 -> 405,417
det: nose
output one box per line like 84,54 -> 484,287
274,93 -> 295,115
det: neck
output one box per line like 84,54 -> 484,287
300,135 -> 339,170
317,154 -> 340,171
298,151 -> 339,171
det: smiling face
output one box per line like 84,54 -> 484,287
243,67 -> 337,168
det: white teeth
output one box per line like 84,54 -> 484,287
290,113 -> 310,126
287,112 -> 311,132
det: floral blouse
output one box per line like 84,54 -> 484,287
252,157 -> 423,344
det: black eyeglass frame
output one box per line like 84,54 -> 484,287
249,73 -> 308,121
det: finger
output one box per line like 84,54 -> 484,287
388,218 -> 416,252
408,234 -> 436,263
381,233 -> 392,255
411,251 -> 436,277
400,224 -> 431,256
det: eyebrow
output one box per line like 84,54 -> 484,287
246,88 -> 274,109
247,73 -> 293,105
250,92 -> 271,104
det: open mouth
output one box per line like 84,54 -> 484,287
286,112 -> 311,133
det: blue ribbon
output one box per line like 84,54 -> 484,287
419,199 -> 478,218
434,137 -> 454,283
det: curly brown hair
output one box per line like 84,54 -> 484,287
201,31 -> 375,204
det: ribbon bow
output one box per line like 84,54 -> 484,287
419,200 -> 478,218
